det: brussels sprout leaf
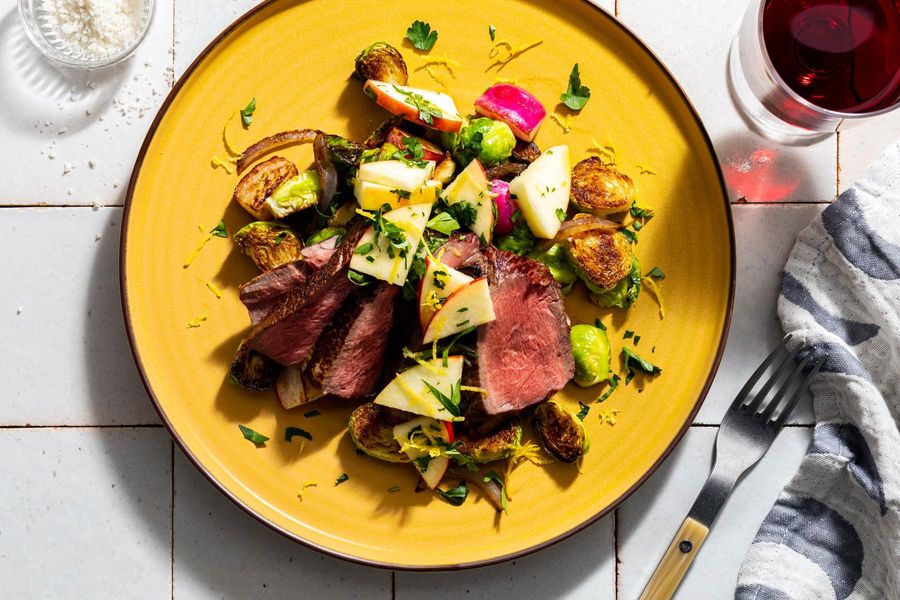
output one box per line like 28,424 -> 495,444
406,20 -> 439,51
560,64 -> 591,111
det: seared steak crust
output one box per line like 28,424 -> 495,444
239,261 -> 310,325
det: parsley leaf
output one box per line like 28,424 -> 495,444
489,24 -> 496,41
354,242 -> 374,255
623,330 -> 634,339
426,211 -> 461,235
576,402 -> 590,421
444,200 -> 478,229
334,473 -> 349,486
646,266 -> 665,280
238,424 -> 268,445
392,85 -> 442,125
621,227 -> 638,244
483,471 -> 508,512
401,136 -> 425,161
622,346 -> 662,375
273,231 -> 288,245
596,373 -> 619,402
210,220 -> 227,238
630,204 -> 655,220
388,485 -> 401,493
303,409 -> 321,418
406,20 -> 439,51
284,427 -> 312,442
594,318 -> 607,331
348,270 -> 373,286
560,64 -> 591,111
239,98 -> 256,128
441,441 -> 479,472
436,481 -> 469,506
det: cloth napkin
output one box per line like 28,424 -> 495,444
736,141 -> 900,600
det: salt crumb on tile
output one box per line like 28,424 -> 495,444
88,158 -> 97,169
62,163 -> 74,175
92,200 -> 102,210
16,307 -> 23,315
95,234 -> 102,242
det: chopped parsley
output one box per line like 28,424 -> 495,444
576,402 -> 590,421
238,424 -> 268,445
334,473 -> 350,486
596,374 -> 620,403
303,410 -> 321,418
348,270 -> 373,286
456,319 -> 470,327
623,330 -> 634,339
556,208 -> 567,221
354,242 -> 374,255
621,228 -> 638,244
393,85 -> 442,125
210,220 -> 227,238
401,136 -> 425,161
406,20 -> 439,51
273,231 -> 288,245
284,427 -> 312,442
388,485 -> 401,493
414,455 -> 433,472
594,318 -> 607,331
646,266 -> 665,279
457,307 -> 469,313
436,481 -> 469,506
365,255 -> 375,263
510,210 -> 522,223
391,189 -> 412,199
432,269 -> 448,290
426,211 -> 460,235
444,200 -> 478,229
489,24 -> 496,41
482,471 -> 508,512
442,442 -> 479,472
622,346 -> 662,375
634,335 -> 642,345
239,98 -> 256,128
630,204 -> 655,220
423,380 -> 462,417
454,131 -> 483,165
560,64 -> 591,111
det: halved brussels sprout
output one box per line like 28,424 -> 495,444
354,42 -> 408,85
446,117 -> 516,166
232,156 -> 298,220
527,244 -> 578,286
233,222 -> 303,271
265,170 -> 320,219
306,226 -> 347,246
570,157 -> 635,217
565,227 -> 641,308
321,135 -> 365,176
569,324 -> 611,387
533,401 -> 588,463
455,420 -> 522,463
348,403 -> 412,463
229,340 -> 280,391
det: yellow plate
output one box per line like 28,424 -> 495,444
122,0 -> 734,569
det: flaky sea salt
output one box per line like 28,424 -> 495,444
45,0 -> 143,58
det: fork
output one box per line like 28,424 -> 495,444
637,336 -> 826,600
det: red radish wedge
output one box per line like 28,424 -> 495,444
422,277 -> 496,345
386,128 -> 445,161
418,256 -> 474,328
474,84 -> 546,141
364,81 -> 464,133
491,179 -> 516,236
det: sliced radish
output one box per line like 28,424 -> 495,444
474,84 -> 547,141
491,179 -> 516,236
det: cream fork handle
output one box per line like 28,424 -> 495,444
637,516 -> 710,600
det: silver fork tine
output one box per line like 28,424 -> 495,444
729,334 -> 792,411
745,343 -> 802,412
759,352 -> 814,419
773,356 -> 827,426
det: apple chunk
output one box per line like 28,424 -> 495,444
364,81 -> 464,132
418,256 -> 473,327
357,159 -> 435,191
508,145 -> 571,239
422,278 -> 496,344
355,179 -> 441,211
386,128 -> 445,161
443,159 -> 495,243
392,417 -> 452,489
349,204 -> 432,286
375,356 -> 464,420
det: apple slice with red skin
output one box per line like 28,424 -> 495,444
422,277 -> 496,345
444,159 -> 495,243
386,128 -> 445,162
417,255 -> 474,328
392,416 -> 454,490
364,80 -> 464,133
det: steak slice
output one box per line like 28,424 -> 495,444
306,284 -> 400,398
300,234 -> 340,268
239,261 -> 310,325
474,247 -> 574,414
439,232 -> 482,269
246,227 -> 364,366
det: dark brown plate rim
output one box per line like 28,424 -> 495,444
119,0 -> 736,572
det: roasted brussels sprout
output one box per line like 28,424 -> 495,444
570,157 -> 636,217
455,420 -> 522,463
354,42 -> 408,85
348,403 -> 412,463
533,401 -> 588,463
321,134 -> 364,176
306,226 -> 347,246
569,324 -> 611,387
565,227 -> 640,308
232,155 -> 298,220
229,340 -> 280,391
495,219 -> 536,256
432,154 -> 456,184
527,244 -> 577,287
265,169 -> 320,219
233,222 -> 303,271
445,117 -> 516,166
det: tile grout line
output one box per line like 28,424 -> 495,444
391,571 -> 396,600
170,439 -> 176,600
613,508 -> 620,599
0,424 -> 164,429
690,422 -> 815,428
835,130 -> 842,197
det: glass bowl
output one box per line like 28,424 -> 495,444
17,0 -> 155,69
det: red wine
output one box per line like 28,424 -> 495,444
763,0 -> 900,113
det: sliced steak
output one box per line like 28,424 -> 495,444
439,232 -> 482,269
300,235 -> 340,268
246,226 -> 364,366
472,247 -> 574,414
239,261 -> 310,325
307,284 -> 400,398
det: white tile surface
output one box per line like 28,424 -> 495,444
0,207 -> 157,425
0,0 -> 174,206
617,426 -> 812,600
696,204 -> 825,425
0,427 -> 172,599
618,0 -> 837,203
395,515 -> 615,600
173,452 -> 392,600
838,109 -> 900,192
